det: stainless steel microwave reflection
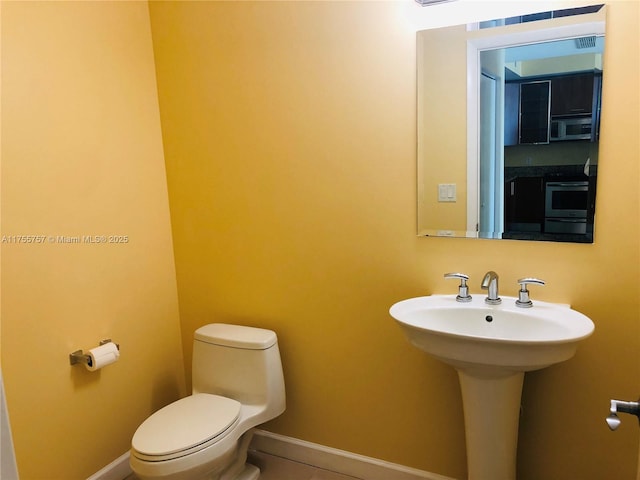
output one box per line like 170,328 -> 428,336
416,5 -> 606,243
550,117 -> 593,141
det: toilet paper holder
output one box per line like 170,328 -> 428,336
69,339 -> 120,366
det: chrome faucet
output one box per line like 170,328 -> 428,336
481,271 -> 501,305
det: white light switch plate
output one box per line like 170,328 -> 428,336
438,183 -> 457,202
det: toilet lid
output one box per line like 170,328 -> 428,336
132,393 -> 241,458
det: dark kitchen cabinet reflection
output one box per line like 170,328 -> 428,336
504,176 -> 544,233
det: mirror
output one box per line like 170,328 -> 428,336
417,5 -> 606,243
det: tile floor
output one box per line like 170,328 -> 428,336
125,451 -> 363,480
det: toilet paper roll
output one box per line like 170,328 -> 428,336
86,342 -> 120,371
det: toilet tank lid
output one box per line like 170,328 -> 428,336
194,323 -> 277,350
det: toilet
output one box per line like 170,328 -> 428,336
130,323 -> 286,480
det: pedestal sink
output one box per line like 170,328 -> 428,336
390,294 -> 594,480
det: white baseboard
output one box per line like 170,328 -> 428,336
88,430 -> 457,480
86,451 -> 132,480
250,429 -> 456,480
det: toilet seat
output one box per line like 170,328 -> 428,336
132,393 -> 241,462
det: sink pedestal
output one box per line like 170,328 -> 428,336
457,369 -> 524,480
391,294 -> 595,480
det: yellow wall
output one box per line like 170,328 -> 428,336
1,2 -> 185,478
150,1 -> 639,479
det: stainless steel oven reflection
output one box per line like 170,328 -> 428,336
544,181 -> 589,234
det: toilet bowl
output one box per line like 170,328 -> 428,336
130,324 -> 286,480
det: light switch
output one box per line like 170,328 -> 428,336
438,183 -> 457,202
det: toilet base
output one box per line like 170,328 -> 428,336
234,464 -> 259,480
215,463 -> 259,480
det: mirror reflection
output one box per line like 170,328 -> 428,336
417,5 -> 606,243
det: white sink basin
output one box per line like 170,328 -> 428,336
390,294 -> 594,373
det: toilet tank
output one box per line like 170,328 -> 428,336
191,324 -> 285,416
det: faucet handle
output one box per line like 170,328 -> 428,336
444,273 -> 472,303
515,278 -> 545,308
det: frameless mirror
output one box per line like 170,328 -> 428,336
417,5 -> 605,243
